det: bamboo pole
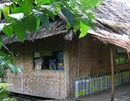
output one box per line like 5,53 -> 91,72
110,46 -> 114,101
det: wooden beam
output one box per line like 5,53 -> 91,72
110,46 -> 114,101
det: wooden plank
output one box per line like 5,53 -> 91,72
64,40 -> 70,98
110,45 -> 114,101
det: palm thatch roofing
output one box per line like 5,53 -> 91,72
2,0 -> 130,52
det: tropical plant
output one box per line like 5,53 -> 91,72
0,83 -> 17,101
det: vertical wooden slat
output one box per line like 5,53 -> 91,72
110,46 -> 114,101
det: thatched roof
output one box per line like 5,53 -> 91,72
2,20 -> 66,44
89,0 -> 130,51
2,0 -> 130,52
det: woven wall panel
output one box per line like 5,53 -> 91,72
6,35 -> 66,98
31,71 -> 65,99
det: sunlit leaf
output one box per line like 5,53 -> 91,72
80,0 -> 103,8
0,4 -> 5,10
61,7 -> 75,26
4,2 -> 13,6
8,13 -> 24,20
0,83 -> 11,88
0,11 -> 1,19
0,24 -> 4,32
79,21 -> 88,38
3,6 -> 10,20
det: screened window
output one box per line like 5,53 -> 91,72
33,50 -> 64,70
116,48 -> 129,65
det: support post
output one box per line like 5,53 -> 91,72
110,46 -> 114,101
64,41 -> 70,98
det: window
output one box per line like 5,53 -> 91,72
33,50 -> 64,70
116,48 -> 129,65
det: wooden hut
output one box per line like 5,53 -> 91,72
2,0 -> 130,99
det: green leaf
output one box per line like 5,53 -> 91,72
2,26 -> 13,37
0,89 -> 10,99
23,15 -> 38,33
0,24 -> 4,32
8,13 -> 24,20
42,0 -> 51,4
0,83 -> 11,88
0,11 -> 1,19
79,21 -> 88,38
0,37 -> 3,49
7,64 -> 19,74
3,6 -> 10,20
61,7 -> 75,26
2,98 -> 17,101
80,0 -> 103,8
0,51 -> 13,63
11,0 -> 33,15
33,9 -> 49,29
43,8 -> 55,20
13,21 -> 26,42
18,0 -> 33,15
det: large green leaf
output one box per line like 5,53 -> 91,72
33,9 -> 49,29
8,13 -> 24,20
2,26 -> 13,37
61,7 -> 75,26
23,15 -> 38,33
13,21 -> 26,42
79,21 -> 88,38
11,0 -> 33,15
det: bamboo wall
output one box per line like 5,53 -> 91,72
6,35 -> 66,99
69,34 -> 130,97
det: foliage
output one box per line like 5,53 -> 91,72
0,83 -> 17,101
0,0 -> 102,42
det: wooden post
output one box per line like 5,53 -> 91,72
110,46 -> 114,101
64,41 -> 70,98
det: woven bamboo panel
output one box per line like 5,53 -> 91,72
69,35 -> 111,97
78,35 -> 111,76
31,70 -> 65,99
5,35 -> 66,99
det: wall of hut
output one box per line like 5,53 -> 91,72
69,34 -> 130,97
5,35 -> 67,99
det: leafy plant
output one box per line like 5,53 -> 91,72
0,0 -> 102,41
0,83 -> 17,101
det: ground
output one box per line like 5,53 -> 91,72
10,82 -> 130,101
